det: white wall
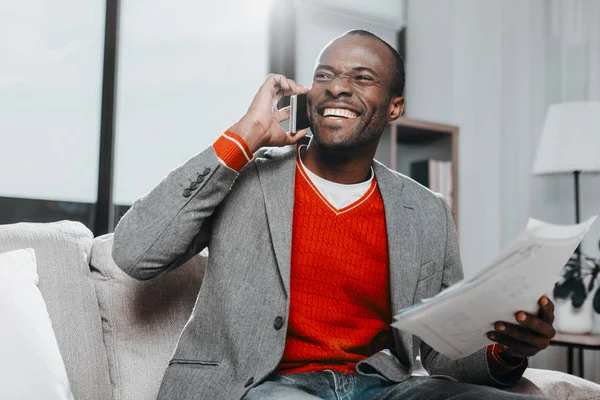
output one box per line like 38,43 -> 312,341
0,0 -> 105,203
296,0 -> 405,31
402,0 -> 454,123
406,0 -> 504,278
113,0 -> 270,205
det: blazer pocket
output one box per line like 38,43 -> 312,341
169,342 -> 224,368
417,261 -> 436,281
168,358 -> 221,367
170,331 -> 224,368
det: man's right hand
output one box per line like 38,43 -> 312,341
229,74 -> 310,153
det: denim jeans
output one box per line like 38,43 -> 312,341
243,370 -> 548,400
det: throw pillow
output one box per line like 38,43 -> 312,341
90,234 -> 206,400
0,248 -> 74,400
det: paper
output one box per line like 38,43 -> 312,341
391,216 -> 598,360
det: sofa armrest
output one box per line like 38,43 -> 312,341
507,368 -> 600,399
412,357 -> 600,399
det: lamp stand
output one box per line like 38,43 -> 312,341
570,170 -> 585,377
574,170 -> 581,261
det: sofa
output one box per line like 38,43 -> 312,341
1,220 -> 599,399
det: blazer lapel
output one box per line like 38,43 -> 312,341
255,145 -> 298,297
373,162 -> 420,316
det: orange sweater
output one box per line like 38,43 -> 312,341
276,151 -> 391,374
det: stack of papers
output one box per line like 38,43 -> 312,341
392,216 -> 598,360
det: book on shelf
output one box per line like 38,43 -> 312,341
410,159 -> 453,208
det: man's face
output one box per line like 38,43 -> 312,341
307,35 -> 402,151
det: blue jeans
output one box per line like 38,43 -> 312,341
243,370 -> 548,400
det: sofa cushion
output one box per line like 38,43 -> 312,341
90,233 -> 205,400
0,221 -> 113,400
0,248 -> 74,400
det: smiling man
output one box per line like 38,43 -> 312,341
112,31 -> 555,400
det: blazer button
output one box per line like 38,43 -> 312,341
202,167 -> 211,176
273,316 -> 284,330
196,175 -> 205,183
189,181 -> 199,190
182,189 -> 192,198
244,377 -> 254,387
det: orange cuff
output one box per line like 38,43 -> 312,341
486,344 -> 525,374
213,130 -> 254,172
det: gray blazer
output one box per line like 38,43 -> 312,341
112,144 -> 522,400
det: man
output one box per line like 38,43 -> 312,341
112,30 -> 555,399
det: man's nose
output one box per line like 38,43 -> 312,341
326,75 -> 353,98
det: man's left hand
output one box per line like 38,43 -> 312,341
487,296 -> 556,358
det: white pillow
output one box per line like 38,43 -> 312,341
0,248 -> 74,400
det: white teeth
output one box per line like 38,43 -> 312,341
323,108 -> 358,119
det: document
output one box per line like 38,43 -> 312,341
391,216 -> 598,360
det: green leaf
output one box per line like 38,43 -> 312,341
554,280 -> 573,299
594,288 -> 600,314
571,280 -> 587,308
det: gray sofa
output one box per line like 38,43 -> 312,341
1,220 -> 599,400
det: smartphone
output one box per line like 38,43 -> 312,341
290,94 -> 311,134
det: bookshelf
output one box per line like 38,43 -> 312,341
378,117 -> 459,224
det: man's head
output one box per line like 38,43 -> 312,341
307,30 -> 405,152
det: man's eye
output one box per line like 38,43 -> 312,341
354,75 -> 373,81
314,73 -> 332,80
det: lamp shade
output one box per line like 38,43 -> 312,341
533,101 -> 600,175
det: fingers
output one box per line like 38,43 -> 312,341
538,296 -> 555,325
263,74 -> 309,98
486,314 -> 555,358
491,319 -> 552,344
274,106 -> 291,123
513,311 -> 556,338
285,129 -> 308,144
486,332 -> 540,358
266,123 -> 308,146
485,297 -> 557,358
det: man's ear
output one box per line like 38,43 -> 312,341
388,96 -> 405,122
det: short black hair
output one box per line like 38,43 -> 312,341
344,29 -> 405,97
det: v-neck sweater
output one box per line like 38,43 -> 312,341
275,149 -> 391,374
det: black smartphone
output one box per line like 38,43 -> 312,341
290,94 -> 311,134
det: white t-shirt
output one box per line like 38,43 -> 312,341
298,147 -> 374,210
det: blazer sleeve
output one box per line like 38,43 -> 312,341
112,145 -> 241,280
419,194 -> 527,387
